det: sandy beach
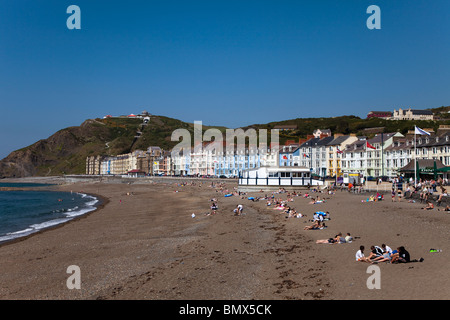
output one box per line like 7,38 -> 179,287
0,177 -> 449,300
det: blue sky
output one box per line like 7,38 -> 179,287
1,0 -> 449,159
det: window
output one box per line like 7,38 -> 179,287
269,172 -> 279,177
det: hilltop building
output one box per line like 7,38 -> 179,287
392,108 -> 434,121
312,129 -> 331,138
366,111 -> 392,119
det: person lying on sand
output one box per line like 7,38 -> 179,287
304,221 -> 322,230
422,201 -> 434,210
316,232 -> 346,244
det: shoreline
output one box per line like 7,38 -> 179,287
0,186 -> 108,248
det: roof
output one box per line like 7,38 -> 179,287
327,135 -> 350,146
344,139 -> 367,152
299,137 -> 320,148
280,145 -> 300,154
384,133 -> 450,151
315,136 -> 335,146
399,159 -> 445,172
367,132 -> 398,144
410,109 -> 433,115
368,111 -> 392,114
397,108 -> 433,116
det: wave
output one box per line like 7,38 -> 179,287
0,193 -> 100,244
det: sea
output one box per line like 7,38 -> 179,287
0,183 -> 99,243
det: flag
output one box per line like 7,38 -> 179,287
366,141 -> 376,149
303,153 -> 309,158
414,126 -> 431,136
282,155 -> 288,160
337,147 -> 343,154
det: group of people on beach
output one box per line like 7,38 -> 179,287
355,244 -> 423,264
205,180 -> 429,268
304,211 -> 330,230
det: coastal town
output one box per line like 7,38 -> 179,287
2,0 -> 450,308
86,108 -> 450,184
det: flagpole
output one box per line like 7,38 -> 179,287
365,139 -> 368,190
414,127 -> 417,188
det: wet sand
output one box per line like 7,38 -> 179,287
0,179 -> 449,300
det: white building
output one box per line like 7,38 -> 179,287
392,108 -> 434,121
239,166 -> 323,187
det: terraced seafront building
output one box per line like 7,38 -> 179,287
86,125 -> 450,180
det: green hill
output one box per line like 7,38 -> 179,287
0,115 -> 225,178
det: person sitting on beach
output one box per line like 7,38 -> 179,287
422,200 -> 434,210
391,246 -> 410,263
381,243 -> 393,254
345,233 -> 353,243
335,232 -> 347,244
286,208 -> 299,218
419,187 -> 429,203
233,204 -> 243,216
355,246 -> 371,263
312,212 -> 323,223
437,186 -> 447,207
397,188 -> 403,201
367,245 -> 384,261
370,244 -> 394,263
313,211 -> 329,222
376,192 -> 383,201
210,203 -> 218,214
